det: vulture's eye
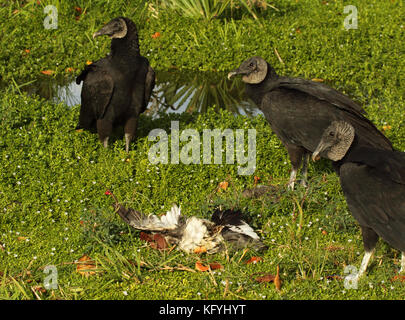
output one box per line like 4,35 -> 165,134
249,62 -> 254,68
329,132 -> 335,137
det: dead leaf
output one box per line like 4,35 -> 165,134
321,229 -> 328,235
40,70 -> 54,76
209,263 -> 223,270
140,231 -> 153,242
65,67 -> 74,73
153,233 -> 168,249
254,176 -> 260,185
312,78 -> 324,82
391,275 -> 405,282
86,60 -> 92,65
218,181 -> 229,191
194,246 -> 207,254
76,255 -> 97,276
255,273 -> 276,283
274,265 -> 282,291
17,236 -> 28,241
246,256 -> 263,264
195,261 -> 210,272
151,32 -> 161,39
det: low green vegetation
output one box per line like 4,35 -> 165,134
0,0 -> 404,299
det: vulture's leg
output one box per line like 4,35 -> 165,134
356,226 -> 379,279
286,145 -> 306,190
399,252 -> 405,274
300,153 -> 310,187
97,119 -> 112,149
124,117 -> 138,153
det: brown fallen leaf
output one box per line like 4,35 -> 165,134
40,70 -> 54,76
274,265 -> 282,291
311,78 -> 324,82
76,255 -> 97,276
321,229 -> 328,235
194,246 -> 207,254
246,256 -> 263,264
151,32 -> 161,39
140,231 -> 153,242
217,181 -> 229,192
255,273 -> 276,283
153,233 -> 168,250
209,262 -> 223,270
391,275 -> 405,282
17,236 -> 28,241
195,261 -> 210,272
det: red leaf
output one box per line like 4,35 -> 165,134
246,256 -> 263,264
40,70 -> 54,76
255,273 -> 276,283
153,233 -> 168,249
209,262 -> 223,270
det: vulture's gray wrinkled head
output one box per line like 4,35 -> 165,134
93,17 -> 128,39
227,56 -> 268,84
312,121 -> 355,161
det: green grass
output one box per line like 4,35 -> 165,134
0,0 -> 404,299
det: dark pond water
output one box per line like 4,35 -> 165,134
15,70 -> 263,118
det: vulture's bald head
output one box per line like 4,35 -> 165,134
93,17 -> 129,39
312,121 -> 355,162
228,56 -> 268,84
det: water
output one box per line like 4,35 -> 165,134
13,70 -> 263,118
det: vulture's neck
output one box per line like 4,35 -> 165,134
110,27 -> 140,62
245,63 -> 279,106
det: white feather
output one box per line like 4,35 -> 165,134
228,221 -> 260,240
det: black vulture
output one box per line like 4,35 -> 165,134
228,57 -> 392,188
112,202 -> 266,253
312,121 -> 405,278
76,17 -> 155,152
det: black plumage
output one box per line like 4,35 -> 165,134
76,17 -> 155,152
111,200 -> 266,253
228,57 -> 392,188
312,121 -> 405,278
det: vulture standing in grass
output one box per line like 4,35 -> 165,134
108,195 -> 266,253
228,57 -> 392,188
76,17 -> 155,152
312,121 -> 405,279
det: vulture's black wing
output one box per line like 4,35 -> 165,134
211,209 -> 266,251
143,65 -> 155,113
277,77 -> 366,116
340,161 -> 405,252
76,62 -> 114,120
348,148 -> 405,185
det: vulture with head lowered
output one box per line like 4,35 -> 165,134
228,57 -> 392,188
312,121 -> 405,279
76,17 -> 155,152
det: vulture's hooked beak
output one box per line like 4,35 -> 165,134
92,18 -> 127,39
93,24 -> 114,38
312,143 -> 327,162
312,151 -> 321,162
227,68 -> 246,80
